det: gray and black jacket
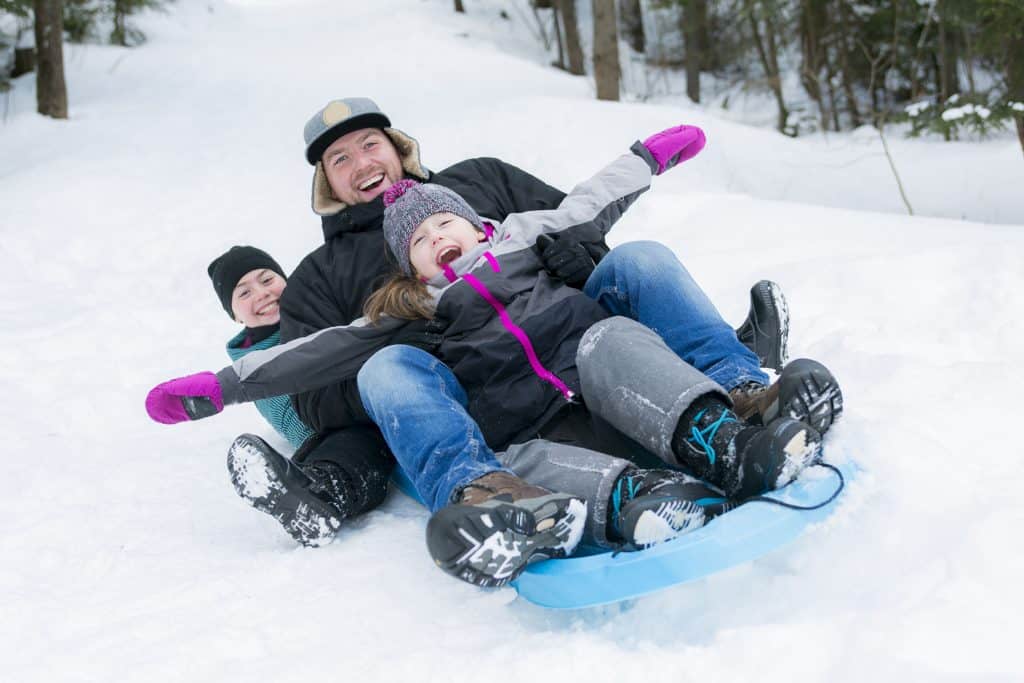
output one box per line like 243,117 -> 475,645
279,157 -> 579,433
219,148 -> 658,450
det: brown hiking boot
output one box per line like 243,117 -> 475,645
729,358 -> 844,436
456,471 -> 554,505
730,381 -> 779,425
426,471 -> 586,587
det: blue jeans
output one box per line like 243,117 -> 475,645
358,345 -> 507,512
358,241 -> 766,509
583,241 -> 767,390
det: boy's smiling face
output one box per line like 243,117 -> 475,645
231,268 -> 286,327
408,212 -> 486,279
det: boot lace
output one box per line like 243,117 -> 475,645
686,408 -> 738,465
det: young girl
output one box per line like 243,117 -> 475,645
148,126 -> 828,586
202,246 -> 392,548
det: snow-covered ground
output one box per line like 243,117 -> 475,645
2,1 -> 1023,681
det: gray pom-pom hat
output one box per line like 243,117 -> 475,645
382,179 -> 483,275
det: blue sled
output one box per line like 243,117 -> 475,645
513,458 -> 856,609
391,458 -> 855,610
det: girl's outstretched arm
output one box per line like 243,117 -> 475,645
500,124 -> 706,246
145,315 -> 411,425
146,372 -> 223,424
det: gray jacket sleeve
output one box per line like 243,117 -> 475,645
215,316 -> 409,406
495,151 -> 653,244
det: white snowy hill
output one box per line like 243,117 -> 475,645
2,1 -> 1022,681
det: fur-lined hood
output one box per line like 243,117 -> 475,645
310,127 -> 430,217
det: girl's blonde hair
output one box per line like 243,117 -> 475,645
363,273 -> 436,323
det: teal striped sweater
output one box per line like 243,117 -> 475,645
226,327 -> 316,449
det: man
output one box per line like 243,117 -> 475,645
227,98 -> 840,581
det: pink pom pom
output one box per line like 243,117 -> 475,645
383,179 -> 419,207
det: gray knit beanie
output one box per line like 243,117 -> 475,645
382,179 -> 483,275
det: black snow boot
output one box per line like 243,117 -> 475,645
425,471 -> 586,588
226,434 -> 355,548
608,468 -> 735,550
735,280 -> 789,371
730,358 -> 844,436
672,397 -> 822,499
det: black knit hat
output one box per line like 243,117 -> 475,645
208,246 -> 286,319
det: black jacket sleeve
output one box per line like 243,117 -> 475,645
278,247 -> 375,433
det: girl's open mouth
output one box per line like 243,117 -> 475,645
436,246 -> 462,267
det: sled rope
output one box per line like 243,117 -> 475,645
743,461 -> 845,511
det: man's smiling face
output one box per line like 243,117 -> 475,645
321,128 -> 404,206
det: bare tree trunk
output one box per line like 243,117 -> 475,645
936,0 -> 959,102
618,0 -> 644,54
558,0 -> 585,76
552,3 -> 566,69
33,0 -> 67,119
836,1 -> 862,128
825,48 -> 841,132
962,26 -> 976,97
454,0 -> 465,13
1007,31 -> 1024,158
112,0 -> 127,46
746,0 -> 788,133
592,0 -> 620,101
683,0 -> 706,103
799,0 -> 827,130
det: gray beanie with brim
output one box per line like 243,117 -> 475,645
304,97 -> 430,216
303,97 -> 392,165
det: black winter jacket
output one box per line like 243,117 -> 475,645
278,157 -> 579,433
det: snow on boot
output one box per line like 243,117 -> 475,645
425,471 -> 586,588
672,398 -> 823,499
226,434 -> 348,548
734,280 -> 789,371
609,468 -> 734,549
730,358 -> 844,436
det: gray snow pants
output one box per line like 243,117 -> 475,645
498,316 -> 728,547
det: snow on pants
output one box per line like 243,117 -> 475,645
497,439 -> 631,549
501,317 -> 730,547
576,316 -> 730,465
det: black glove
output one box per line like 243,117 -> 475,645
388,315 -> 450,355
535,233 -> 608,289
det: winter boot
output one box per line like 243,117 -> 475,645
735,280 -> 789,371
425,471 -> 586,587
671,397 -> 822,499
608,467 -> 735,549
729,358 -> 844,436
226,434 -> 352,548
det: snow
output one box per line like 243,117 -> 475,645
2,0 -> 1023,680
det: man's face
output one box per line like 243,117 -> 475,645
321,128 -> 403,206
408,212 -> 485,279
230,268 -> 286,328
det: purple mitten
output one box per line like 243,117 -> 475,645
145,371 -> 224,424
641,125 -> 706,175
